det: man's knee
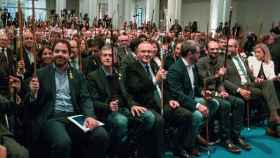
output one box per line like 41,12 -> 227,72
209,98 -> 220,112
192,111 -> 203,127
89,127 -> 110,146
109,113 -> 128,129
219,99 -> 231,110
2,137 -> 29,158
177,108 -> 193,123
235,97 -> 245,107
141,111 -> 156,131
9,147 -> 29,158
52,136 -> 71,152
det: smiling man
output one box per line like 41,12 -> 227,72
87,45 -> 135,157
124,40 -> 166,158
27,39 -> 109,158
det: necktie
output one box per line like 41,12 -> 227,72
233,56 -> 250,84
186,65 -> 195,97
0,48 -> 8,65
234,56 -> 247,75
145,64 -> 161,108
258,62 -> 267,80
145,64 -> 152,79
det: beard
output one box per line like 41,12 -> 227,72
209,55 -> 218,64
54,57 -> 68,68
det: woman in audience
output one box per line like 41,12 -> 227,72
247,43 -> 277,80
248,43 -> 280,137
38,46 -> 53,68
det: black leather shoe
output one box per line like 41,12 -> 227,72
267,121 -> 280,137
267,127 -> 278,137
234,138 -> 252,151
190,147 -> 200,157
197,134 -> 208,146
221,140 -> 241,154
174,149 -> 192,158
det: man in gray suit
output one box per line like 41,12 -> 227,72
197,40 -> 251,152
223,38 -> 280,137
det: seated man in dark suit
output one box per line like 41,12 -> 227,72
124,40 -> 166,158
223,38 -> 280,137
0,30 -> 28,158
27,39 -> 109,158
167,40 -> 220,155
197,40 -> 251,153
0,75 -> 29,158
87,45 -> 134,157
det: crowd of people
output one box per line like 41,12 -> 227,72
1,11 -> 280,158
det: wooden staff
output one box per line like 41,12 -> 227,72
98,1 -> 102,19
257,22 -> 263,40
160,45 -> 166,115
18,0 -> 24,61
272,21 -> 275,30
77,19 -> 83,72
203,79 -> 210,157
110,11 -> 117,72
31,0 -> 37,77
223,6 -> 233,70
149,9 -> 155,35
110,25 -> 118,73
206,22 -> 209,44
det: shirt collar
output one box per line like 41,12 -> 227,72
181,57 -> 193,67
53,63 -> 68,75
101,66 -> 113,77
139,61 -> 150,69
208,56 -> 218,65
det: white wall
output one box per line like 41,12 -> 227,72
233,0 -> 280,35
181,0 -> 280,35
181,0 -> 210,32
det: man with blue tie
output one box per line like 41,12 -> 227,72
124,40 -> 167,158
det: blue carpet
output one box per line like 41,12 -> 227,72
198,127 -> 280,158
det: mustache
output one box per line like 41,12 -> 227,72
54,56 -> 68,61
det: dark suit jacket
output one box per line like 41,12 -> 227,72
196,55 -> 224,91
0,48 -> 17,105
0,48 -> 16,76
124,60 -> 161,112
87,67 -> 135,120
116,46 -> 131,63
164,54 -> 179,71
119,52 -> 137,84
167,58 -> 202,112
270,38 -> 280,74
82,55 -> 100,78
25,64 -> 95,143
17,49 -> 35,79
222,55 -> 255,95
0,94 -> 18,138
